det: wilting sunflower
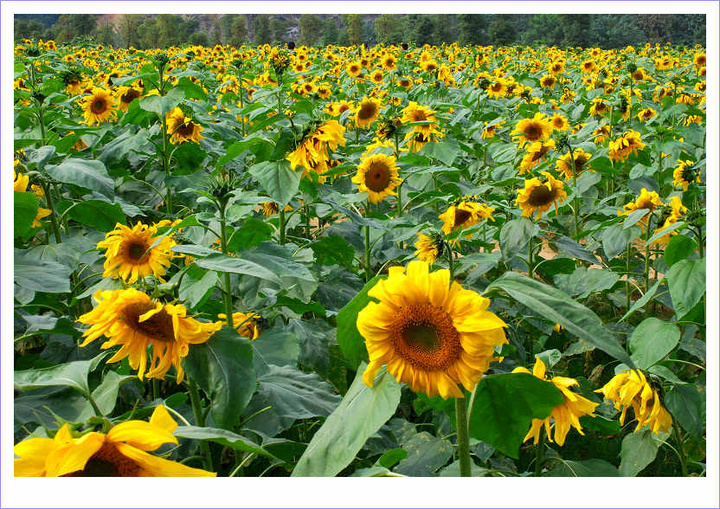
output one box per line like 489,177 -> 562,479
351,153 -> 402,204
218,311 -> 261,340
673,159 -> 701,190
539,74 -> 557,90
287,120 -> 345,179
513,357 -> 598,446
515,171 -> 567,220
439,198 -> 495,235
588,97 -> 610,117
596,369 -> 673,435
414,233 -> 444,264
636,107 -> 657,122
518,139 -> 556,174
652,196 -> 688,245
78,288 -> 221,382
97,222 -> 176,284
14,405 -> 215,477
555,148 -> 593,181
620,188 -> 664,218
608,129 -> 646,162
511,113 -> 554,148
354,97 -> 381,128
166,107 -> 203,144
79,87 -> 117,126
357,261 -> 507,399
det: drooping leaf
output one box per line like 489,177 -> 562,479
67,200 -> 126,232
619,428 -> 660,476
14,248 -> 72,294
629,318 -> 681,370
45,158 -> 115,197
554,266 -> 620,299
499,217 -> 534,260
14,354 -> 106,395
173,425 -> 275,458
227,218 -> 274,251
248,160 -> 301,208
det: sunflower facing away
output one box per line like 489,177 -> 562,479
218,311 -> 261,340
439,198 -> 495,235
166,107 -> 204,144
79,87 -> 118,126
78,288 -> 221,382
413,233 -> 444,264
673,159 -> 701,190
555,148 -> 593,181
357,261 -> 507,399
513,357 -> 598,446
515,171 -> 567,220
652,196 -> 688,245
354,97 -> 381,128
608,129 -> 646,162
14,405 -> 215,477
97,222 -> 176,284
596,369 -> 673,435
352,153 -> 402,204
619,188 -> 664,225
511,113 -> 554,148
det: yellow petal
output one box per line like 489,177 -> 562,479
107,421 -> 178,452
115,443 -> 216,476
149,405 -> 178,434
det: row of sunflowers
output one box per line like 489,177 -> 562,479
13,38 -> 705,478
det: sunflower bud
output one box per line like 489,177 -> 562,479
25,44 -> 41,57
555,131 -> 570,149
207,172 -> 240,208
626,62 -> 638,74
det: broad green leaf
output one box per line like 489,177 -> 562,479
67,200 -> 126,232
545,459 -> 620,477
377,448 -> 407,469
14,248 -> 72,294
629,318 -> 681,370
81,371 -> 134,419
336,275 -> 383,369
14,354 -> 106,394
554,236 -> 599,265
138,87 -> 185,116
291,364 -> 402,477
175,76 -> 207,100
14,191 -> 39,238
554,266 -> 620,299
664,385 -> 704,437
485,272 -> 634,367
666,258 -> 705,318
393,432 -> 454,476
183,327 -> 255,430
173,426 -> 275,459
619,428 -> 660,476
248,160 -> 301,208
228,218 -> 273,251
468,372 -> 564,459
602,223 -> 641,259
499,217 -> 534,260
619,278 -> 663,322
419,137 -> 461,166
178,265 -> 218,309
46,158 -> 114,198
578,415 -> 621,435
218,137 -> 274,165
194,253 -> 282,285
664,234 -> 698,268
252,327 -> 300,373
171,141 -> 207,175
310,235 -> 355,269
622,208 -> 650,229
25,145 -> 56,170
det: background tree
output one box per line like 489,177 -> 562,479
253,14 -> 271,45
457,14 -> 486,45
488,15 -> 517,46
344,14 -> 363,45
299,14 -> 323,46
119,14 -> 142,48
374,14 -> 403,45
14,18 -> 47,41
270,16 -> 287,45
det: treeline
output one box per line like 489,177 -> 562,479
15,13 -> 706,49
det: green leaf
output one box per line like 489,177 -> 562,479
173,426 -> 275,459
218,137 -> 274,166
228,218 -> 273,251
578,415 -> 621,435
138,87 -> 185,116
485,272 -> 634,367
602,223 -> 641,259
45,158 -> 114,198
14,248 -> 72,294
666,258 -> 705,318
14,354 -> 106,394
664,234 -> 698,268
419,137 -> 461,166
248,160 -> 301,208
554,267 -> 620,299
622,208 -> 650,229
67,200 -> 126,232
310,235 -> 355,269
15,191 -> 39,238
252,327 -> 300,372
239,242 -> 318,302
183,327 -> 256,430
664,385 -> 704,437
337,275 -> 383,369
175,77 -> 208,101
377,448 -> 407,469
393,432 -> 454,476
171,142 -> 207,175
619,428 -> 660,476
291,364 -> 402,477
83,371 -> 134,418
274,295 -> 326,317
629,318 -> 681,370
194,253 -> 282,285
468,372 -> 564,459
545,459 -> 620,477
499,217 -> 534,260
620,278 -> 664,322
178,265 -> 218,309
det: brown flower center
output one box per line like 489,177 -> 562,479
527,184 -> 559,207
357,102 -> 378,121
176,122 -> 197,137
91,98 -> 107,114
62,444 -> 141,477
121,89 -> 141,104
390,304 -> 461,371
365,162 -> 391,192
123,302 -> 175,343
524,123 -> 542,141
125,240 -> 150,262
454,208 -> 472,227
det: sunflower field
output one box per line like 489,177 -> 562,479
12,38 -> 706,479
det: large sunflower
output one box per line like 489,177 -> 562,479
513,357 -> 598,446
357,261 -> 507,399
518,139 -> 556,174
351,153 -> 402,204
78,288 -> 221,382
515,171 -> 567,220
555,148 -> 593,181
79,87 -> 117,126
116,84 -> 143,112
97,222 -> 176,284
166,107 -> 203,144
511,113 -> 554,148
354,97 -> 381,128
14,405 -> 215,477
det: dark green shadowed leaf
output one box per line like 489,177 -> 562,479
14,191 -> 39,238
666,258 -> 705,319
619,428 -> 660,476
664,234 -> 698,268
336,275 -> 383,369
67,200 -> 126,232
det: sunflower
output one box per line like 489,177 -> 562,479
351,153 -> 402,204
78,288 -> 221,382
515,171 -> 567,220
652,196 -> 688,245
511,113 -> 554,148
580,60 -> 597,73
382,54 -> 397,70
420,60 -> 437,72
14,405 -> 215,477
347,61 -> 362,77
588,97 -> 609,116
97,222 -> 176,284
403,128 -> 443,152
218,311 -> 261,340
79,87 -> 117,126
519,139 -> 556,174
370,69 -> 384,84
596,369 -> 673,435
555,148 -> 593,181
486,79 -> 507,99
287,120 -> 345,179
354,97 -> 381,128
548,60 -> 565,75
166,107 -> 203,144
513,357 -> 598,446
397,77 -> 412,89
325,100 -> 354,116
636,107 -> 657,122
400,101 -> 438,135
116,84 -> 143,112
540,74 -> 557,89
608,129 -> 646,162
414,233 -> 444,264
357,261 -> 507,399
481,120 -> 505,139
550,113 -> 569,131
673,159 -> 700,190
13,169 -> 29,192
316,83 -> 332,99
439,198 -> 494,235
683,114 -> 703,126
693,52 -> 706,67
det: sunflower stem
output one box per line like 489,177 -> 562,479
566,144 -> 580,240
364,224 -> 372,282
40,181 -> 63,245
534,430 -> 546,476
527,236 -> 534,278
278,208 -> 287,245
152,378 -> 160,401
454,397 -> 472,477
219,204 -> 234,329
672,421 -> 689,476
643,214 -> 653,317
625,243 -> 632,313
187,378 -> 214,472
